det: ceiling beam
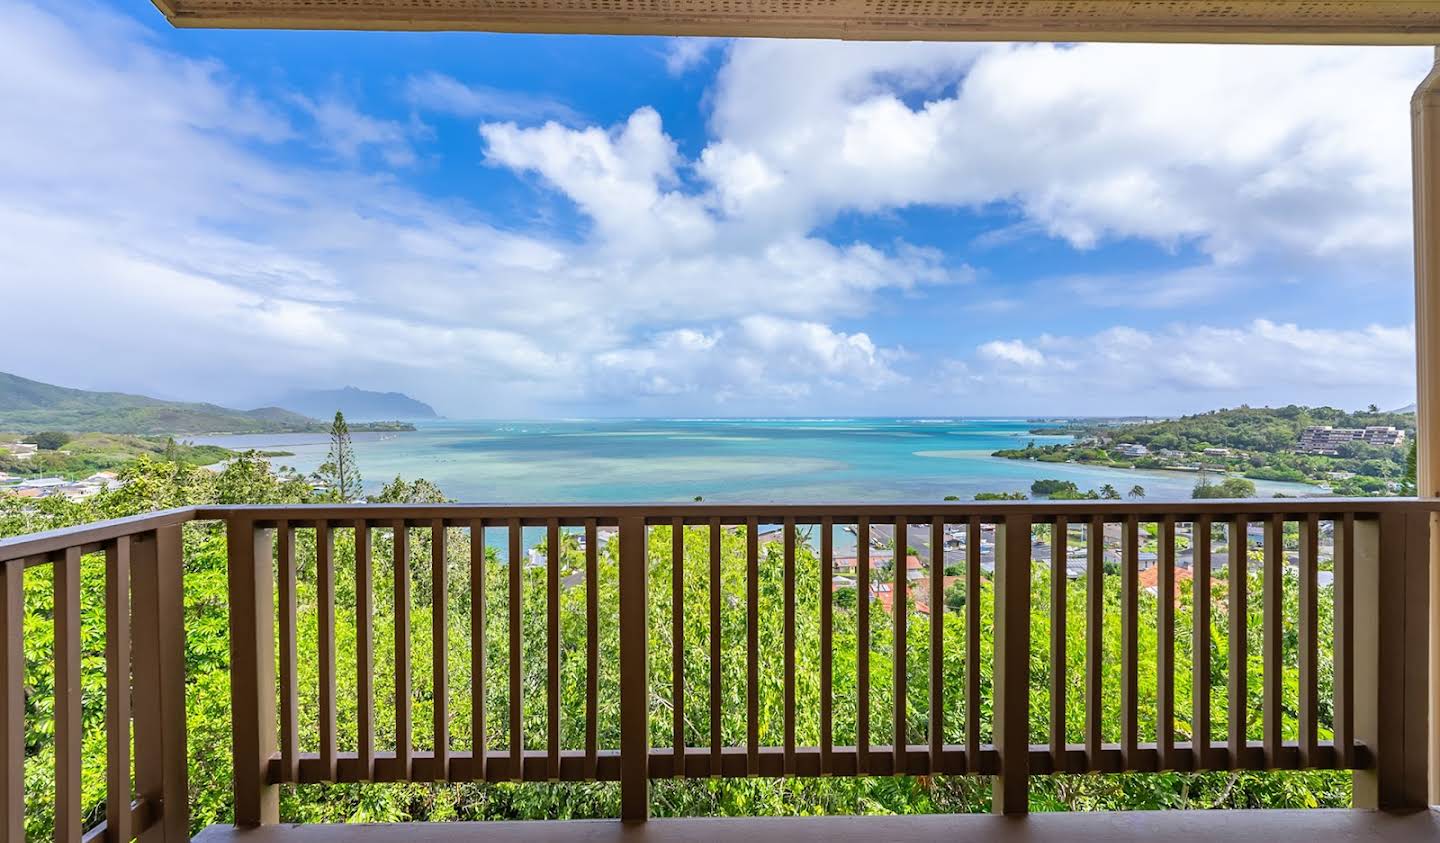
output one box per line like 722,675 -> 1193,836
153,1 -> 1440,45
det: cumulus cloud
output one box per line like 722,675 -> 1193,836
0,0 -> 1423,417
699,40 -> 1429,272
590,316 -> 902,403
955,320 -> 1415,413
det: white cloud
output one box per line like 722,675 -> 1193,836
590,316 -> 903,402
292,93 -> 417,166
699,40 -> 1430,272
977,339 -> 1047,368
0,2 -> 1423,418
663,38 -> 724,76
956,320 -> 1416,413
0,3 -> 940,415
404,72 -> 579,123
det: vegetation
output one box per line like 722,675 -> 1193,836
996,405 -> 1417,495
0,432 -> 235,478
1193,477 -> 1258,499
0,370 -> 416,435
0,450 -> 1357,837
314,412 -> 363,501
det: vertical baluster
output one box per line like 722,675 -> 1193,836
546,520 -> 561,781
0,560 -> 21,841
1050,517 -> 1068,769
858,516 -> 871,774
673,518 -> 685,777
478,521 -> 495,778
585,519 -> 598,780
1121,515 -> 1138,769
1334,513 -> 1354,768
1298,513 -> 1319,767
277,522 -> 298,783
105,538 -> 132,843
56,546 -> 81,843
708,518 -> 721,778
1158,516 -> 1176,770
618,516 -> 649,821
140,525 -> 190,837
965,516 -> 981,770
433,520 -> 449,781
1229,515 -> 1249,768
1085,514 -> 1103,768
509,519 -> 523,781
746,516 -> 759,776
1193,517 -> 1212,771
356,522 -> 374,780
992,514 -> 1032,815
394,523 -> 412,780
784,517 -> 797,776
475,518 -> 492,783
820,517 -> 834,775
929,515 -> 944,774
1263,514 -> 1282,768
470,520 -> 486,782
317,521 -> 337,781
892,516 -> 907,774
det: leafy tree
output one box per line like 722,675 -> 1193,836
1031,479 -> 1080,497
1403,440 -> 1418,496
314,411 -> 363,501
974,491 -> 1027,500
1193,477 -> 1256,499
23,431 -> 70,451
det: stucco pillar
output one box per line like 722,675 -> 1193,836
1412,46 -> 1440,806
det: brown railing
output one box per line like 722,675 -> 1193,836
0,499 -> 1432,839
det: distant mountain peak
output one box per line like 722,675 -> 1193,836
273,387 -> 438,422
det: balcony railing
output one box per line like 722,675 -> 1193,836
0,499 -> 1432,840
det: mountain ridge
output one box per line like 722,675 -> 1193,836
272,386 -> 438,421
0,371 -> 413,435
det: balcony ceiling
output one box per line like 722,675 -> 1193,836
151,1 -> 1440,44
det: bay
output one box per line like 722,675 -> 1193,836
193,418 -> 1319,503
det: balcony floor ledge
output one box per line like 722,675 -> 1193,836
196,808 -> 1440,842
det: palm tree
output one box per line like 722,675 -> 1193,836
1099,483 -> 1120,500
1128,484 -> 1146,499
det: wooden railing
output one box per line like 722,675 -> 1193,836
0,510 -> 192,842
0,499 -> 1432,839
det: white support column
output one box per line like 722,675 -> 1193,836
1412,46 -> 1440,807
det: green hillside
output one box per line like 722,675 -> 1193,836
0,371 -> 325,434
0,432 -> 239,478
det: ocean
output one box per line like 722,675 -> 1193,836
192,418 -> 1318,503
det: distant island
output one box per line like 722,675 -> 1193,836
996,404 -> 1415,497
272,386 -> 438,422
0,371 -> 416,435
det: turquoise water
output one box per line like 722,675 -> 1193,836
194,418 -> 1319,503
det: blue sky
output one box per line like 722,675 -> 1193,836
0,0 -> 1429,417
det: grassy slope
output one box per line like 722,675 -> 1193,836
0,432 -> 235,478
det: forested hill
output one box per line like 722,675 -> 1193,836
0,371 -> 412,435
273,386 -> 438,421
1058,405 -> 1416,452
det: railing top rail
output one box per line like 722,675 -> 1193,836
193,497 -> 1438,525
0,507 -> 198,564
4,498 -> 1433,562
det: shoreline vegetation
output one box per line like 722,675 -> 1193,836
992,404 -> 1416,498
